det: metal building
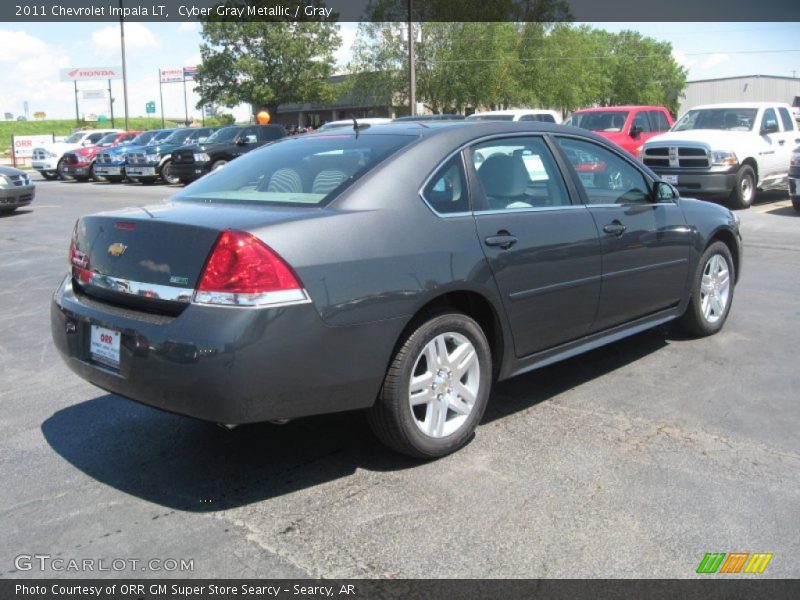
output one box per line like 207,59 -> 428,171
679,75 -> 800,116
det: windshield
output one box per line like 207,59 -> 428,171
204,127 -> 241,144
466,114 -> 515,121
176,133 -> 417,207
163,129 -> 196,144
149,130 -> 175,144
673,108 -> 758,132
96,133 -> 119,146
131,131 -> 158,145
65,132 -> 86,143
567,111 -> 629,132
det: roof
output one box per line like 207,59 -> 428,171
469,109 -> 560,116
572,105 -> 669,113
684,102 -> 793,109
687,74 -> 800,84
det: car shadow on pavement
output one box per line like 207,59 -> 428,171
42,329 -> 671,512
0,209 -> 32,218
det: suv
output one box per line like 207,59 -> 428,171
170,124 -> 286,184
565,106 -> 674,155
31,129 -> 121,180
125,127 -> 218,184
641,102 -> 798,209
466,109 -> 562,124
94,129 -> 175,182
61,131 -> 140,182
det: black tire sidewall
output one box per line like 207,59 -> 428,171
386,312 -> 492,457
161,160 -> 178,184
687,242 -> 736,335
730,165 -> 755,209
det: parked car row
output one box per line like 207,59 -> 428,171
31,124 -> 288,186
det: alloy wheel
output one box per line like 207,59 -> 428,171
700,254 -> 731,324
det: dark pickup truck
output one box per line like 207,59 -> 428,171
170,124 -> 286,184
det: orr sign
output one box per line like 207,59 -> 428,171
60,67 -> 122,82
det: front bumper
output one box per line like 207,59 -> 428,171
0,184 -> 35,208
125,165 -> 159,178
32,160 -> 58,171
62,164 -> 92,178
94,165 -> 125,177
51,276 -> 401,424
650,167 -> 738,197
170,162 -> 210,182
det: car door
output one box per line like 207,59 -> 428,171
553,136 -> 693,332
777,106 -> 799,182
757,107 -> 785,184
467,135 -> 602,357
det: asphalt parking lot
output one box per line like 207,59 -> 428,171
1,175 -> 798,579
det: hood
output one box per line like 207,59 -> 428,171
0,165 -> 28,177
99,143 -> 146,157
33,141 -> 83,155
646,129 -> 752,147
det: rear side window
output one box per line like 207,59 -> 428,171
258,126 -> 285,141
177,134 -> 416,207
519,113 -> 556,123
422,155 -> 468,214
471,136 -> 570,210
778,107 -> 795,131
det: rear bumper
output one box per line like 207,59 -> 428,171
0,185 -> 35,208
650,167 -> 737,197
170,162 -> 210,182
51,276 -> 400,424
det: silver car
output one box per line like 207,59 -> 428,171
0,166 -> 35,213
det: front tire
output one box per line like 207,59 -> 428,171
56,158 -> 67,180
40,170 -> 58,181
728,165 -> 755,209
367,311 -> 492,459
677,241 -> 735,337
792,196 -> 800,212
160,159 -> 180,185
89,163 -> 102,183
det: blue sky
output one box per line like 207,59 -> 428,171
1,21 -> 798,122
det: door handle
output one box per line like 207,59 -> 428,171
484,233 -> 518,250
603,222 -> 627,236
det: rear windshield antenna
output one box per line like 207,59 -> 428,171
349,113 -> 359,136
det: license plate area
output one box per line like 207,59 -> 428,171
90,325 -> 121,369
662,174 -> 678,184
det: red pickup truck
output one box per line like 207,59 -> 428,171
60,131 -> 140,182
565,106 -> 674,155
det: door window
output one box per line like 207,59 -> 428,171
470,136 -> 570,210
421,155 -> 469,214
761,108 -> 778,132
648,110 -> 671,132
556,137 -> 651,205
778,107 -> 795,131
631,112 -> 652,132
239,128 -> 258,143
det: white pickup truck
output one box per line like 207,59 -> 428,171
31,129 -> 121,180
640,102 -> 799,208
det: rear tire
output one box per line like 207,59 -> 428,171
677,241 -> 735,337
367,311 -> 492,459
728,165 -> 755,209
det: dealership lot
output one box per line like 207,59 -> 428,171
1,176 -> 798,578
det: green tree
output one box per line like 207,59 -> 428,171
194,19 -> 341,117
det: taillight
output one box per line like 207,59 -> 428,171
69,229 -> 91,284
194,231 -> 308,307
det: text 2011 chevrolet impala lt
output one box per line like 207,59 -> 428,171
52,122 -> 742,458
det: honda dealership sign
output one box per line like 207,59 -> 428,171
60,67 -> 122,82
160,68 -> 185,83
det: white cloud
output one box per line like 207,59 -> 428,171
92,23 -> 159,57
700,53 -> 729,70
334,23 -> 358,69
671,50 -> 696,70
178,22 -> 199,34
184,53 -> 202,68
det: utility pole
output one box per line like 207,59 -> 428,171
158,69 -> 165,128
108,78 -> 115,127
119,0 -> 130,130
407,0 -> 416,116
73,82 -> 80,125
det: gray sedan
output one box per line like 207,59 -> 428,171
51,121 -> 742,458
0,165 -> 35,213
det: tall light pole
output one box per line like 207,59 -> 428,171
407,0 -> 416,116
119,0 -> 130,129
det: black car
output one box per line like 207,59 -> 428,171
170,124 -> 286,184
51,121 -> 742,458
790,145 -> 800,212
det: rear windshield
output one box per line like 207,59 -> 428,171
567,111 -> 629,132
466,114 -> 515,121
176,134 -> 417,207
673,108 -> 758,132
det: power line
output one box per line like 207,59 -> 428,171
417,49 -> 800,64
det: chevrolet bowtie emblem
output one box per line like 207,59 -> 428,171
108,243 -> 128,257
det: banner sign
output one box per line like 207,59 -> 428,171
12,134 -> 54,158
160,67 -> 184,83
60,67 -> 121,81
183,66 -> 198,80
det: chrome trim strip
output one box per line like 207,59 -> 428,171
475,204 -> 585,216
509,273 -> 602,301
602,258 -> 689,281
82,272 -> 194,303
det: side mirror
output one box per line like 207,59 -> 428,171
235,137 -> 248,146
654,181 -> 679,201
761,120 -> 779,135
81,140 -> 93,146
630,125 -> 643,138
